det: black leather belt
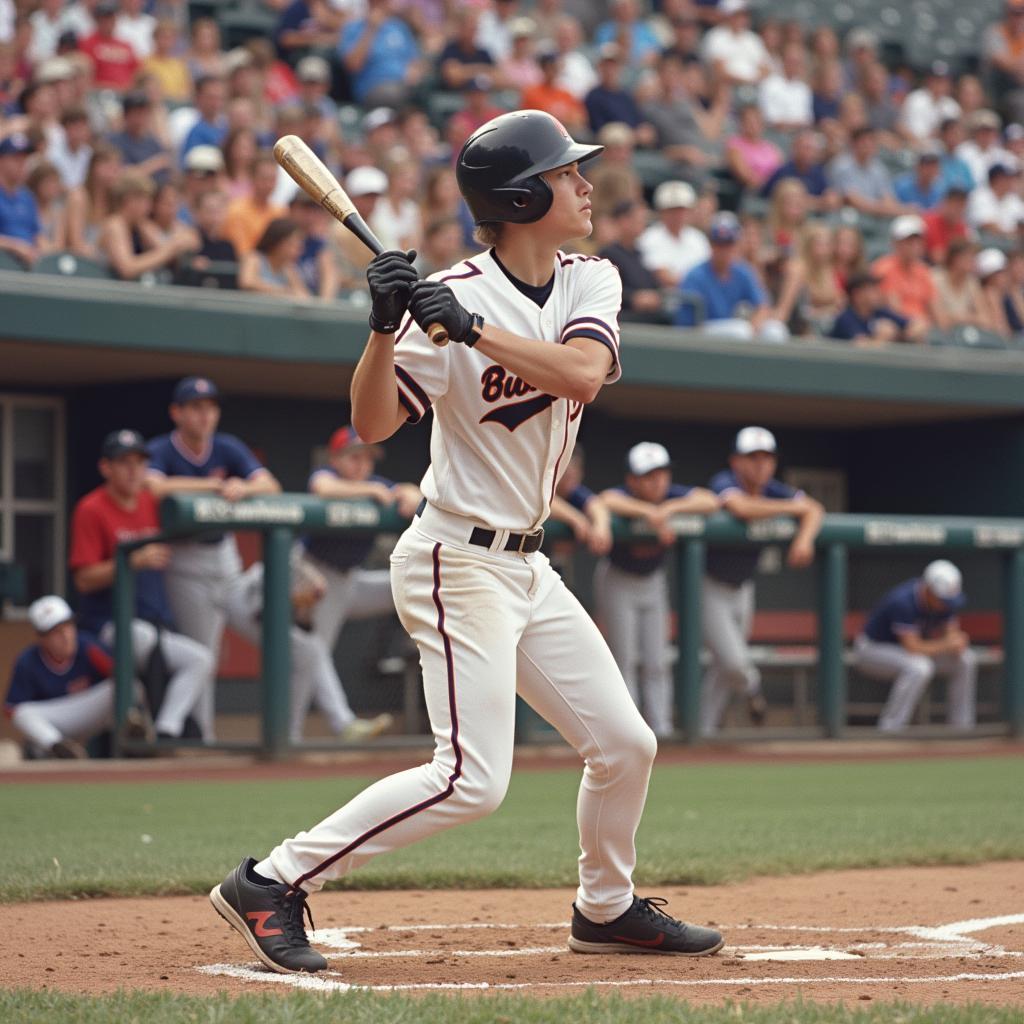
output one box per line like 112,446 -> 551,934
415,499 -> 544,554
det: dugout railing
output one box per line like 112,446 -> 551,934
109,494 -> 1024,757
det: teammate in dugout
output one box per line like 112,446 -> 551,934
68,430 -> 213,741
596,442 -> 720,738
146,377 -> 281,740
210,110 -> 726,973
547,446 -> 613,557
700,426 -> 824,736
853,559 -> 977,732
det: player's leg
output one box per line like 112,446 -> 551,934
11,680 -> 115,755
284,626 -> 331,743
636,569 -> 674,738
594,560 -> 641,710
700,578 -> 756,734
934,648 -> 978,728
853,638 -> 934,731
516,562 -> 722,956
309,562 -> 357,652
346,568 -> 397,619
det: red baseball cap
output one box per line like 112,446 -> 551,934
328,426 -> 384,457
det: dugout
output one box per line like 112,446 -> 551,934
1,272 -> 1023,736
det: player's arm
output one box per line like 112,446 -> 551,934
661,487 -> 721,517
720,490 -> 814,521
235,468 -> 280,497
898,629 -> 960,657
600,489 -> 657,519
310,473 -> 395,504
145,473 -> 224,498
549,494 -> 591,543
73,546 -> 171,593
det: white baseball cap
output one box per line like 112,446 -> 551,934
184,145 -> 224,173
345,166 -> 388,197
734,425 -> 777,455
653,180 -> 697,211
720,0 -> 749,14
28,595 -> 74,634
890,214 -> 925,241
923,560 -> 963,603
976,247 -> 1007,279
627,441 -> 671,476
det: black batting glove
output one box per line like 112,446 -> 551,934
408,280 -> 484,346
366,249 -> 418,334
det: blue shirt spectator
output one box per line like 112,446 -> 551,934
893,151 -> 946,210
829,273 -> 911,343
675,259 -> 767,325
179,76 -> 227,163
761,159 -> 830,198
594,16 -> 661,66
0,132 -> 40,255
339,10 -> 420,104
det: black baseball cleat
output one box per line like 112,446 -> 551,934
209,857 -> 328,974
569,896 -> 724,956
747,692 -> 768,726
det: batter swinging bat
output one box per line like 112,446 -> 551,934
273,135 -> 449,346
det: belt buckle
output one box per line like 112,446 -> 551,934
518,528 -> 544,554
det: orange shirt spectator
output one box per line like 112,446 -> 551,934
871,216 -> 942,324
922,188 -> 972,263
221,154 -> 285,256
81,3 -> 140,92
521,51 -> 587,134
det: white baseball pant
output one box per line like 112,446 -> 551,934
593,560 -> 675,737
11,680 -> 116,750
257,505 -> 657,923
852,635 -> 977,730
700,576 -> 761,736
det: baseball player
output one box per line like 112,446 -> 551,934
4,596 -> 116,759
853,559 -> 977,731
700,426 -> 824,736
146,377 -> 281,739
211,110 -> 724,973
299,425 -> 419,736
547,447 -> 613,557
69,429 -> 213,741
596,442 -> 720,737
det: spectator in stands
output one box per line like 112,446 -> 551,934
829,272 -> 925,346
176,188 -> 237,288
937,117 -> 975,194
281,192 -> 334,300
675,211 -> 789,342
27,160 -> 66,254
833,223 -> 867,289
551,15 -> 597,99
861,60 -> 902,143
108,90 -> 169,184
957,109 -> 1014,187
27,0 -> 65,67
594,0 -> 661,68
81,1 -> 139,93
765,177 -> 809,258
66,143 -> 121,259
968,162 -> 1024,237
179,144 -> 224,224
853,560 -> 976,732
447,76 -> 504,152
0,133 -> 41,266
976,247 -> 1014,336
827,126 -> 904,218
1004,248 -> 1024,333
416,216 -> 466,277
932,240 -> 995,332
220,126 -> 257,201
498,18 -> 541,92
873,215 -> 947,331
295,56 -> 338,123
144,20 -> 191,104
700,426 -> 823,735
521,47 -> 587,135
180,75 -> 227,161
983,0 -> 1024,125
339,0 -> 423,106
638,179 -> 710,289
759,41 -> 812,132
726,102 -> 784,194
222,152 -> 286,256
437,6 -> 492,90
99,172 -> 196,281
585,43 -> 653,140
760,128 -> 836,211
330,166 -> 386,287
369,156 -> 422,253
151,180 -> 194,247
599,199 -> 671,325
397,106 -> 447,167
420,164 -> 473,247
841,26 -> 876,91
274,0 -> 340,60
923,187 -> 972,264
772,222 -> 843,335
585,122 -> 642,222
186,18 -> 225,81
957,75 -> 987,121
894,146 -> 947,212
360,106 -> 401,165
47,106 -> 92,191
662,10 -> 701,63
701,0 -> 771,85
901,62 -> 960,144
116,0 -> 156,60
811,58 -> 843,124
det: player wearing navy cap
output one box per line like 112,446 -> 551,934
146,377 -> 281,738
853,560 -> 977,731
596,442 -> 719,737
701,427 -> 824,735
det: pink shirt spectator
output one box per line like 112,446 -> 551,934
727,135 -> 784,188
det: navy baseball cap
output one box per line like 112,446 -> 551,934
0,133 -> 31,156
172,376 -> 220,404
102,428 -> 148,460
708,211 -> 741,244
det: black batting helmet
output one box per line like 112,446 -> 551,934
456,110 -> 603,226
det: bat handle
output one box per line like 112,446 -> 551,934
428,323 -> 449,347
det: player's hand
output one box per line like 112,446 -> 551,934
948,629 -> 970,654
367,249 -> 418,334
131,543 -> 172,571
220,477 -> 248,503
786,535 -> 815,568
371,482 -> 397,506
408,280 -> 480,345
568,514 -> 591,546
645,508 -> 675,547
394,486 -> 421,519
588,522 -> 613,557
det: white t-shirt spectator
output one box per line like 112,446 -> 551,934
28,9 -> 64,64
115,12 -> 157,59
702,25 -> 772,84
558,51 -> 598,99
0,0 -> 14,43
900,89 -> 960,142
637,222 -> 711,285
967,185 -> 1024,233
60,2 -> 95,41
956,141 -> 1015,189
371,196 -> 422,252
48,135 -> 92,189
758,73 -> 812,128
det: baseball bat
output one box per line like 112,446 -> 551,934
273,135 -> 449,346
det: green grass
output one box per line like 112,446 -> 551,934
1,990 -> 1020,1024
2,757 -> 1022,902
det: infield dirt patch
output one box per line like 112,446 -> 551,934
5,862 -> 1022,1006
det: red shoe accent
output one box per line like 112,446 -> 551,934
610,933 -> 666,948
246,911 -> 283,937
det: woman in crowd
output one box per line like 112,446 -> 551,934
238,217 -> 309,298
28,161 -> 66,254
151,180 -> 197,252
773,222 -> 844,335
187,18 -> 226,81
371,158 -> 423,253
977,248 -> 1013,337
726,103 -> 784,193
66,145 -> 122,259
766,178 -> 811,257
932,240 -> 995,332
221,126 -> 257,200
833,223 -> 867,290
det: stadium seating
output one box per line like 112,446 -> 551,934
33,252 -> 114,280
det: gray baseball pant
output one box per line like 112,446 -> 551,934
700,576 -> 760,736
593,560 -> 674,737
852,635 -> 977,730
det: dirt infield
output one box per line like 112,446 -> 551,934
4,862 -> 1021,1005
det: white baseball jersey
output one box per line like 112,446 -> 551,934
393,249 -> 623,531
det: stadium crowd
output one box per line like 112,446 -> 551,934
1,0 -> 1024,343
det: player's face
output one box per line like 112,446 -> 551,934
539,162 -> 594,241
171,398 -> 220,441
332,449 -> 376,481
732,451 -> 777,489
628,468 -> 671,504
100,453 -> 149,498
40,620 -> 77,663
